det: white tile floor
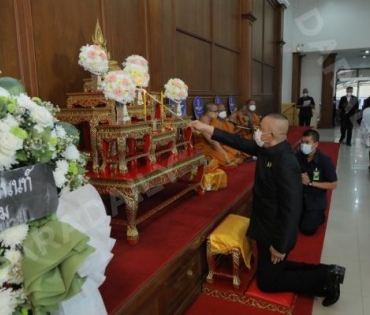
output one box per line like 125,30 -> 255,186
312,127 -> 370,315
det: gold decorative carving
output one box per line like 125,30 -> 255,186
89,152 -> 206,243
202,285 -> 295,315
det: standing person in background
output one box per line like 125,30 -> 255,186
296,129 -> 338,236
338,86 -> 359,146
332,96 -> 338,127
296,88 -> 315,126
360,96 -> 370,169
189,114 -> 345,307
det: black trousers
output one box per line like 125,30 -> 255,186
340,116 -> 353,144
256,243 -> 328,296
299,116 -> 311,126
300,206 -> 325,236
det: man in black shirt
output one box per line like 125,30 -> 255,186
338,86 -> 359,146
296,88 -> 315,126
189,113 -> 345,307
296,129 -> 338,235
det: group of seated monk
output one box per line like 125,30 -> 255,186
194,100 -> 261,167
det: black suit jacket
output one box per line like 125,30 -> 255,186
338,95 -> 359,118
212,128 -> 302,254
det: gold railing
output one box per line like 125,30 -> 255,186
281,103 -> 298,126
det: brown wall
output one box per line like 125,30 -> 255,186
0,0 -> 285,116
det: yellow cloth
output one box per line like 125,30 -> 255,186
202,168 -> 227,191
210,214 -> 252,269
201,158 -> 227,191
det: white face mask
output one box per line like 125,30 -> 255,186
254,129 -> 265,147
249,105 -> 256,112
218,111 -> 227,119
303,93 -> 308,97
300,143 -> 313,155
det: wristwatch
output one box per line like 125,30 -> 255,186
308,181 -> 313,186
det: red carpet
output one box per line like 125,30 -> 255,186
186,142 -> 340,315
100,160 -> 256,314
99,126 -> 311,314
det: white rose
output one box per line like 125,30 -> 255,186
30,106 -> 54,128
0,132 -> 23,156
2,114 -> 19,128
63,145 -> 80,160
16,94 -> 37,111
0,152 -> 15,171
0,121 -> 11,133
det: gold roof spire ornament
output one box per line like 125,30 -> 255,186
92,20 -> 107,50
92,19 -> 120,71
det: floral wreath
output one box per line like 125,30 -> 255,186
78,44 -> 109,76
122,55 -> 150,87
101,70 -> 136,104
164,78 -> 188,101
0,85 -> 113,314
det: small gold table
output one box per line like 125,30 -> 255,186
88,150 -> 206,244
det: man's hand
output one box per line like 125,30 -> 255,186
301,172 -> 311,186
188,120 -> 214,135
269,245 -> 286,264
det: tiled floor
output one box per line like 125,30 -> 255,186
312,127 -> 370,315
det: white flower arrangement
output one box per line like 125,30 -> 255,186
164,78 -> 188,101
0,90 -> 91,314
78,44 -> 109,75
122,55 -> 150,87
0,93 -> 88,193
102,70 -> 137,104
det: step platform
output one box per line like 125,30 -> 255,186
244,278 -> 296,315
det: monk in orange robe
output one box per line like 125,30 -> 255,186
227,100 -> 261,159
194,103 -> 239,166
228,99 -> 260,140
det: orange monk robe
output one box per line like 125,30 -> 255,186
235,112 -> 260,140
194,119 -> 239,166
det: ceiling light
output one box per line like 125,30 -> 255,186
363,56 -> 367,59
366,50 -> 370,54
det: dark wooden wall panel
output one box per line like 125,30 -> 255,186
263,64 -> 274,95
175,32 -> 212,92
213,0 -> 240,51
263,2 -> 275,66
252,60 -> 263,95
108,0 -> 148,62
213,47 -> 239,92
252,0 -> 263,62
250,0 -> 284,115
1,0 -> 284,117
0,0 -> 21,78
175,0 -> 211,39
30,0 -> 101,106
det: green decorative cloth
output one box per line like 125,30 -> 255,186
22,215 -> 95,315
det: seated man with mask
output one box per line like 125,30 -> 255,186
194,103 -> 240,166
295,129 -> 337,235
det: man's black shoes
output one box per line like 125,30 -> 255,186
322,265 -> 346,307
